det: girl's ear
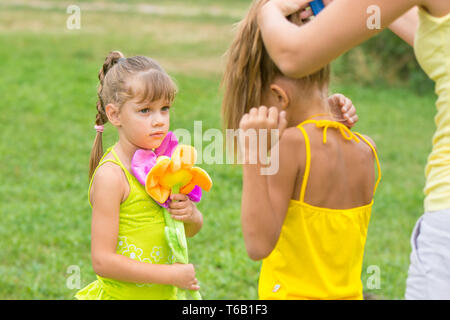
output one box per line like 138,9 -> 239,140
105,103 -> 121,126
269,84 -> 289,110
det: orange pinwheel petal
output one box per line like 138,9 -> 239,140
180,182 -> 196,194
147,175 -> 159,188
145,156 -> 171,188
190,167 -> 213,192
170,145 -> 196,172
146,185 -> 171,204
151,156 -> 171,177
144,146 -> 212,204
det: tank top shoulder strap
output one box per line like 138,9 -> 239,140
295,119 -> 382,201
87,145 -> 132,207
296,124 -> 312,203
353,132 -> 382,196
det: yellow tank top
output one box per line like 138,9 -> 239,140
75,145 -> 177,300
258,120 -> 381,300
414,7 -> 450,212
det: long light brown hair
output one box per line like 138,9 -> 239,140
89,51 -> 177,180
221,0 -> 330,130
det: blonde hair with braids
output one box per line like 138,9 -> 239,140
89,51 -> 177,180
221,0 -> 330,130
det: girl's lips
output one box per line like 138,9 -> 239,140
150,132 -> 165,138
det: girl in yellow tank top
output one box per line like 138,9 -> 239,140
258,119 -> 381,300
76,52 -> 203,300
221,0 -> 380,300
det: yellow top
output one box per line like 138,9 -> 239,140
258,120 -> 381,300
75,145 -> 177,300
414,8 -> 450,212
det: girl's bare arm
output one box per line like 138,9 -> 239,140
240,109 -> 300,261
258,0 -> 419,78
89,163 -> 197,290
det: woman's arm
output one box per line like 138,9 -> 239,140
89,163 -> 198,290
240,107 -> 299,261
258,0 -> 419,78
388,6 -> 419,46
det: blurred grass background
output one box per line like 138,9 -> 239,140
0,0 -> 436,299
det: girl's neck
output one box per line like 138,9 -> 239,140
114,137 -> 140,170
288,88 -> 331,126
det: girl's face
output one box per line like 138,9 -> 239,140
119,96 -> 171,150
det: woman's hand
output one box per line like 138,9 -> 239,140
270,0 -> 334,18
328,93 -> 358,128
270,0 -> 312,17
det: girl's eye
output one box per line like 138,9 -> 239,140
140,108 -> 150,114
162,106 -> 170,112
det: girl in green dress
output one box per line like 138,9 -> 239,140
76,51 -> 203,300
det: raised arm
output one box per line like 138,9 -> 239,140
240,107 -> 299,261
388,6 -> 419,46
258,0 -> 418,78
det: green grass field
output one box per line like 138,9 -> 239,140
0,0 -> 437,299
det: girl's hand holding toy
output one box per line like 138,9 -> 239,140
168,193 -> 203,226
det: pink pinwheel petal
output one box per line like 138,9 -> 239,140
131,149 -> 157,185
155,131 -> 179,158
187,185 -> 202,203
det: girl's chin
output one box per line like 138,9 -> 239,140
142,140 -> 164,151
134,133 -> 167,150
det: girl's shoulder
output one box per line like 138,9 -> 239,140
278,126 -> 308,168
281,126 -> 307,145
89,156 -> 130,206
359,134 -> 377,151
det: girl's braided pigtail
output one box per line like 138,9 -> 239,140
88,51 -> 125,181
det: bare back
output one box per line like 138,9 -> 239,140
292,122 -> 378,210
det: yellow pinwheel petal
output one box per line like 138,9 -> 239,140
159,169 -> 193,189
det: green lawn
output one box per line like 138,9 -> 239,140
0,0 -> 437,299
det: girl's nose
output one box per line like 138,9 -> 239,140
152,113 -> 164,127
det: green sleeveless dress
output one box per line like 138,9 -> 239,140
75,145 -> 177,300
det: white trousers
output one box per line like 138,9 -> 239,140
405,209 -> 450,300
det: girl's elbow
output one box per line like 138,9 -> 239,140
277,59 -> 300,78
92,260 -> 104,277
92,260 -> 105,277
276,57 -> 309,79
245,241 -> 275,261
92,253 -> 109,277
275,49 -> 318,78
